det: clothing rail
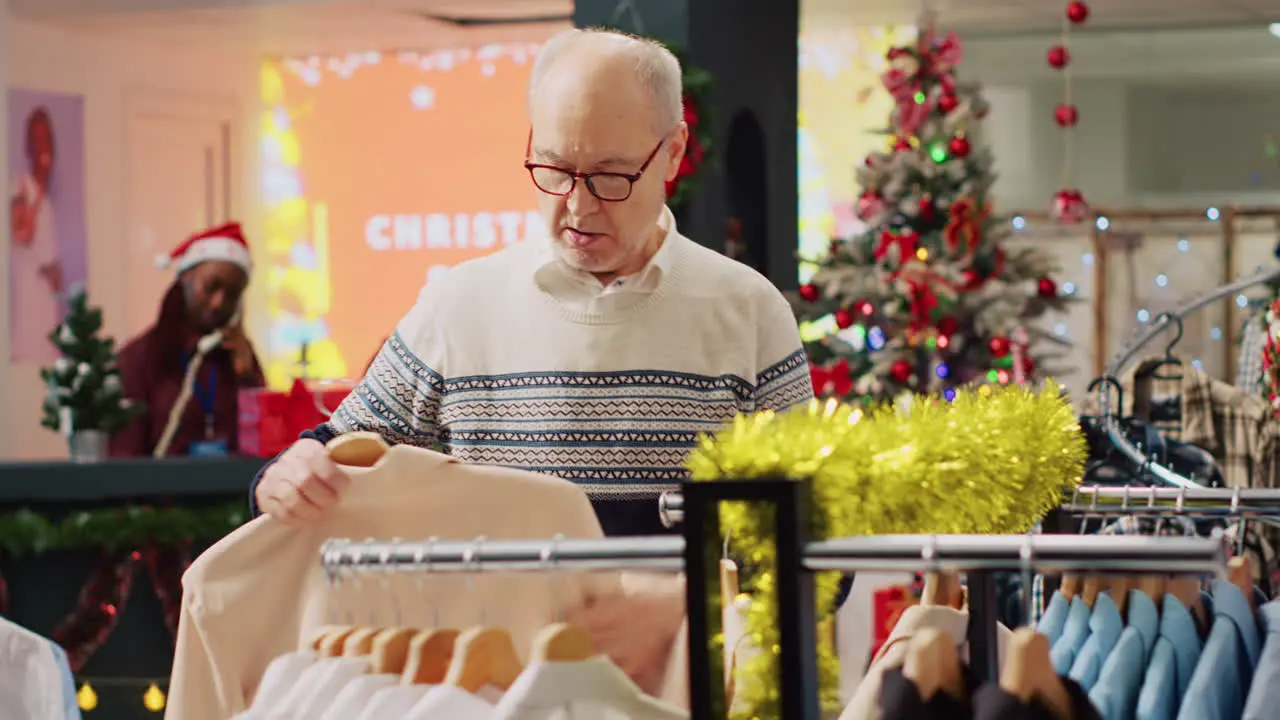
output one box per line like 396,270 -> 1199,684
319,533 -> 1227,577
1067,485 -> 1280,517
1095,265 -> 1280,489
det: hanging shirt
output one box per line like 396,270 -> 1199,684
491,657 -> 688,719
875,665 -> 977,719
1037,591 -> 1070,646
265,656 -> 368,719
1135,595 -> 1203,720
1068,592 -> 1124,692
1176,581 -> 1263,720
316,674 -> 399,720
234,651 -> 316,718
1050,596 -> 1092,674
1242,601 -> 1280,720
972,675 -> 1102,720
0,616 -> 65,719
49,641 -> 81,720
1088,589 -> 1160,720
167,444 -> 633,720
356,685 -> 434,720
405,685 -> 501,719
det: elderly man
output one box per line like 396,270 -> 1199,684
250,28 -> 813,686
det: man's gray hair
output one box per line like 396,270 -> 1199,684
528,28 -> 684,135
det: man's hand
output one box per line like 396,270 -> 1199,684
254,438 -> 351,523
565,584 -> 685,695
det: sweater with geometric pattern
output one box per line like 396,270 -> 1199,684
251,222 -> 813,534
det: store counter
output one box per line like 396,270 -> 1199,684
0,455 -> 266,720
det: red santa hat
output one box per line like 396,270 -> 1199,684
155,222 -> 253,275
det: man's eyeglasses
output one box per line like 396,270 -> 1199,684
524,137 -> 666,202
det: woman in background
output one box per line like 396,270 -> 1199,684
110,222 -> 265,457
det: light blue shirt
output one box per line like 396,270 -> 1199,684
1038,590 -> 1070,645
1070,592 -> 1126,691
1176,581 -> 1262,720
1051,595 -> 1093,674
1243,601 -> 1280,720
1090,590 -> 1159,720
1136,594 -> 1204,720
48,641 -> 81,720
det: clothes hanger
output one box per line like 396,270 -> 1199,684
1137,574 -> 1167,602
1059,574 -> 1080,601
1229,556 -> 1255,611
327,431 -> 390,467
370,628 -> 418,675
532,621 -> 596,662
903,628 -> 967,703
1081,577 -> 1103,610
721,531 -> 740,612
317,627 -> 359,658
443,537 -> 524,693
1168,576 -> 1208,629
342,627 -> 382,657
309,625 -> 348,652
1108,576 -> 1134,617
1001,628 -> 1073,720
922,572 -> 965,610
399,540 -> 460,684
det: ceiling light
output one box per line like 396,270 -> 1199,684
1271,22 -> 1280,38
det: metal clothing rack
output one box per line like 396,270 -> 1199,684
1093,265 -> 1280,489
322,478 -> 1227,720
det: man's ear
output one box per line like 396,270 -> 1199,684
663,122 -> 690,183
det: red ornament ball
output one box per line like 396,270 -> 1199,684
857,301 -> 875,317
937,93 -> 959,114
1050,188 -> 1090,224
1038,276 -> 1058,298
937,316 -> 959,336
890,360 -> 913,384
834,308 -> 856,329
1047,45 -> 1070,69
919,197 -> 936,220
989,336 -> 1012,358
1054,104 -> 1079,127
798,283 -> 820,302
948,136 -> 972,158
1066,1 -> 1089,24
894,137 -> 913,152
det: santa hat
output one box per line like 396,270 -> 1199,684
155,222 -> 253,275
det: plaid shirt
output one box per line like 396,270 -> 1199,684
1181,367 -> 1280,490
1237,312 -> 1267,396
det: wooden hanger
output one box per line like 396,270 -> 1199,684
922,572 -> 965,610
903,628 -> 967,702
1229,556 -> 1256,611
1137,575 -> 1167,602
341,627 -> 382,657
444,626 -> 524,693
370,628 -> 418,675
327,432 -> 390,467
1169,576 -> 1207,630
1081,577 -> 1103,609
532,622 -> 596,663
308,625 -> 348,652
317,626 -> 358,657
720,558 -> 740,613
1059,575 -> 1081,602
1001,628 -> 1072,720
401,628 -> 461,685
1108,576 -> 1134,617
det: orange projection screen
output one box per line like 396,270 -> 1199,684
259,46 -> 544,388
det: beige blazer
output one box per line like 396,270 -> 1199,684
167,440 -> 689,720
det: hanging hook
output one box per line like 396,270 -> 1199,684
1020,532 -> 1036,627
1087,375 -> 1126,419
467,536 -> 488,626
1232,487 -> 1247,557
383,539 -> 402,626
542,534 -> 564,623
1155,312 -> 1184,358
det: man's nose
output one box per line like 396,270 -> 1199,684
566,179 -> 601,216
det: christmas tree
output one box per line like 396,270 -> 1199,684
40,288 -> 144,434
794,26 -> 1071,405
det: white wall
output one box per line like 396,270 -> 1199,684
2,15 -> 260,459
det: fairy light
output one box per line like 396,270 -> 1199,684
75,678 -> 169,712
1206,207 -> 1221,221
1095,216 -> 1110,231
77,683 -> 98,712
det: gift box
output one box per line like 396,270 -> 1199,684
238,379 -> 353,457
869,583 -> 922,660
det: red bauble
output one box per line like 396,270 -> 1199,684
857,190 -> 886,221
948,136 -> 972,158
1054,104 -> 1079,127
864,155 -> 875,166
989,336 -> 1012,358
937,93 -> 959,114
1066,1 -> 1089,24
1038,276 -> 1058,298
1050,188 -> 1090,224
798,283 -> 820,302
937,316 -> 959,336
1047,45 -> 1070,69
1020,355 -> 1036,376
834,308 -> 856,329
890,360 -> 913,384
961,268 -> 982,289
893,137 -> 913,152
919,197 -> 936,221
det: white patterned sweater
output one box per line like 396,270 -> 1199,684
325,212 -> 814,502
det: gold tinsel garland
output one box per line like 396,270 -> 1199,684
686,381 -> 1087,719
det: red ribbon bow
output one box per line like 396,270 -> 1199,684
810,358 -> 853,397
875,230 -> 918,263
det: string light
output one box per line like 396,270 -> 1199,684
1137,308 -> 1151,323
1095,216 -> 1110,231
1081,253 -> 1094,267
1011,216 -> 1027,230
75,678 -> 168,713
1210,327 -> 1224,340
1177,237 -> 1191,252
1062,282 -> 1077,295
1155,274 -> 1169,287
1206,207 -> 1220,221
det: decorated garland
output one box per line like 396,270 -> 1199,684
1263,297 -> 1280,417
664,45 -> 713,208
686,382 -> 1086,718
0,503 -> 247,669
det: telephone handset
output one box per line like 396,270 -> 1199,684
196,303 -> 244,354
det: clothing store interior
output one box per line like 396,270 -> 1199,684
5,0 -> 1280,718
